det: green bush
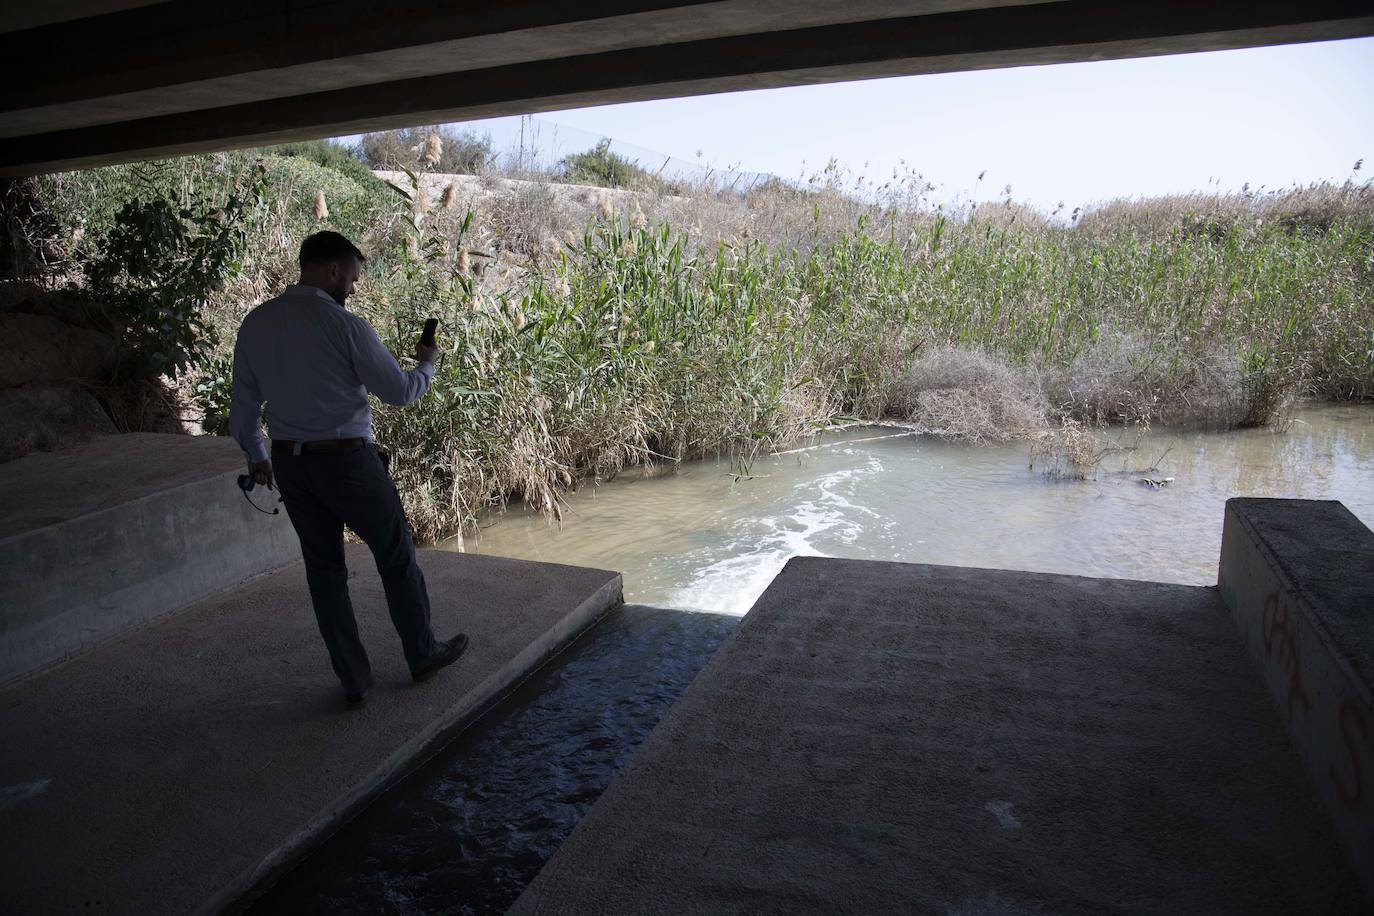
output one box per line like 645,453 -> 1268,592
192,353 -> 234,434
559,139 -> 656,189
83,167 -> 262,380
261,139 -> 381,188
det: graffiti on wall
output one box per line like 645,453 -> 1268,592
1260,590 -> 1372,815
1261,591 -> 1313,718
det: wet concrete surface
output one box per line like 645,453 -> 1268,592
0,546 -> 620,916
248,604 -> 738,915
512,557 -> 1366,915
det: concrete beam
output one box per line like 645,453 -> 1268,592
0,0 -> 163,35
1218,497 -> 1374,896
6,1 -> 1016,117
3,0 -> 1372,176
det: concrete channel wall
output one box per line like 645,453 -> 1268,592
1218,497 -> 1374,894
0,435 -> 299,684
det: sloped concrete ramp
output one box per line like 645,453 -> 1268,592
0,546 -> 620,915
512,558 -> 1364,914
0,432 -> 299,684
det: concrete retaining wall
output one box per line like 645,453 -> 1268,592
1,450 -> 298,684
1218,497 -> 1374,894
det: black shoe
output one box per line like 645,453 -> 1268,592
412,634 -> 469,683
345,675 -> 375,709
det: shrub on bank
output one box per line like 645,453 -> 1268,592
559,139 -> 658,190
263,139 -> 385,189
356,127 -> 495,175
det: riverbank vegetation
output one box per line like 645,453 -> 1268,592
8,135 -> 1372,538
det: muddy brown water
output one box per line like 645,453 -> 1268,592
251,403 -> 1373,914
458,403 -> 1374,611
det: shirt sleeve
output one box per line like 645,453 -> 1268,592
228,331 -> 269,462
347,317 -> 434,406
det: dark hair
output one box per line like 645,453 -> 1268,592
299,231 -> 366,269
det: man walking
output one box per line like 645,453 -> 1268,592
229,230 -> 466,708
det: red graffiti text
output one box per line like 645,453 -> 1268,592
1330,698 -> 1371,810
1261,592 -> 1313,718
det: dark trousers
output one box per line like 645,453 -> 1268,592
273,441 -> 438,693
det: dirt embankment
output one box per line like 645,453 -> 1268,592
0,284 -> 184,463
372,170 -> 687,213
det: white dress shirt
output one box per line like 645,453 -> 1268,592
229,284 -> 434,462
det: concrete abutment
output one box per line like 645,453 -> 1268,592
1218,497 -> 1374,895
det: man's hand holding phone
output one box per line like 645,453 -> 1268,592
415,317 -> 439,364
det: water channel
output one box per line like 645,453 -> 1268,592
462,402 -> 1374,605
252,403 -> 1373,914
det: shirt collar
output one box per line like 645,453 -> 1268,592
285,284 -> 344,307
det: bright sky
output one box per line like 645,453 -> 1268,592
451,37 -> 1374,212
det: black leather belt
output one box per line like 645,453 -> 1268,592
272,437 -> 365,453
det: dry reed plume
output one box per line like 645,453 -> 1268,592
419,132 -> 443,168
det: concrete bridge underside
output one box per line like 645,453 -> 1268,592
4,1 -> 1374,176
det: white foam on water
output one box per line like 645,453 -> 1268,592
0,778 -> 51,813
667,457 -> 884,614
984,799 -> 1024,829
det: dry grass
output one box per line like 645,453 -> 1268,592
884,346 -> 1046,441
1076,176 -> 1374,237
1028,417 -> 1104,480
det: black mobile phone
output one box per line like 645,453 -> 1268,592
420,318 -> 439,347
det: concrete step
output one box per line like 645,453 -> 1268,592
0,544 -> 621,915
512,557 -> 1365,914
0,433 -> 299,684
